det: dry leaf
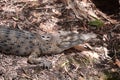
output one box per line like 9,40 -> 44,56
115,59 -> 120,68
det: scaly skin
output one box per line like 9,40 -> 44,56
0,26 -> 96,68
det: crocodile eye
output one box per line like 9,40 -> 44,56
47,36 -> 50,39
41,35 -> 45,38
41,34 -> 52,41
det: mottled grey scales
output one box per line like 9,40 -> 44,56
0,26 -> 97,68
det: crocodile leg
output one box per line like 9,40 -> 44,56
28,48 -> 52,69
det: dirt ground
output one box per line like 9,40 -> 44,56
0,0 -> 120,80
